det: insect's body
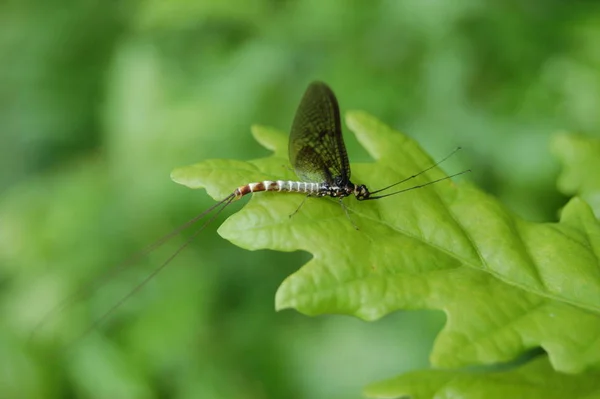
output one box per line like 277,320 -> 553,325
233,179 -> 369,200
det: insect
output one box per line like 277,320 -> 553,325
35,81 -> 468,340
185,81 -> 467,219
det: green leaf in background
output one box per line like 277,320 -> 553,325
363,356 -> 600,399
173,111 -> 600,375
551,133 -> 600,217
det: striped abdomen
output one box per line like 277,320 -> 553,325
233,180 -> 325,199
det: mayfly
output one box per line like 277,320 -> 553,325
35,81 -> 469,339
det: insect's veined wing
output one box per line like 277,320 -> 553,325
289,81 -> 350,185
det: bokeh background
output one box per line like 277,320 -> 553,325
2,1 -> 600,398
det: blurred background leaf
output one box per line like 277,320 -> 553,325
364,355 -> 600,399
1,1 -> 600,398
551,133 -> 600,217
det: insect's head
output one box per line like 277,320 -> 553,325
354,184 -> 370,201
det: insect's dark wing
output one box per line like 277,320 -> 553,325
289,81 -> 350,185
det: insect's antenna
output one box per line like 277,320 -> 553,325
366,170 -> 471,200
369,147 -> 462,196
30,192 -> 237,342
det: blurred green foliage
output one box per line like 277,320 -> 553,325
1,1 -> 600,398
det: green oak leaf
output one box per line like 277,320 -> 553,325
551,133 -> 600,217
172,111 -> 600,373
364,356 -> 600,399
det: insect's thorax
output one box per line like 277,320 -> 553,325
321,180 -> 370,200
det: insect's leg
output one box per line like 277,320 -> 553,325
289,194 -> 311,218
339,198 -> 359,230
